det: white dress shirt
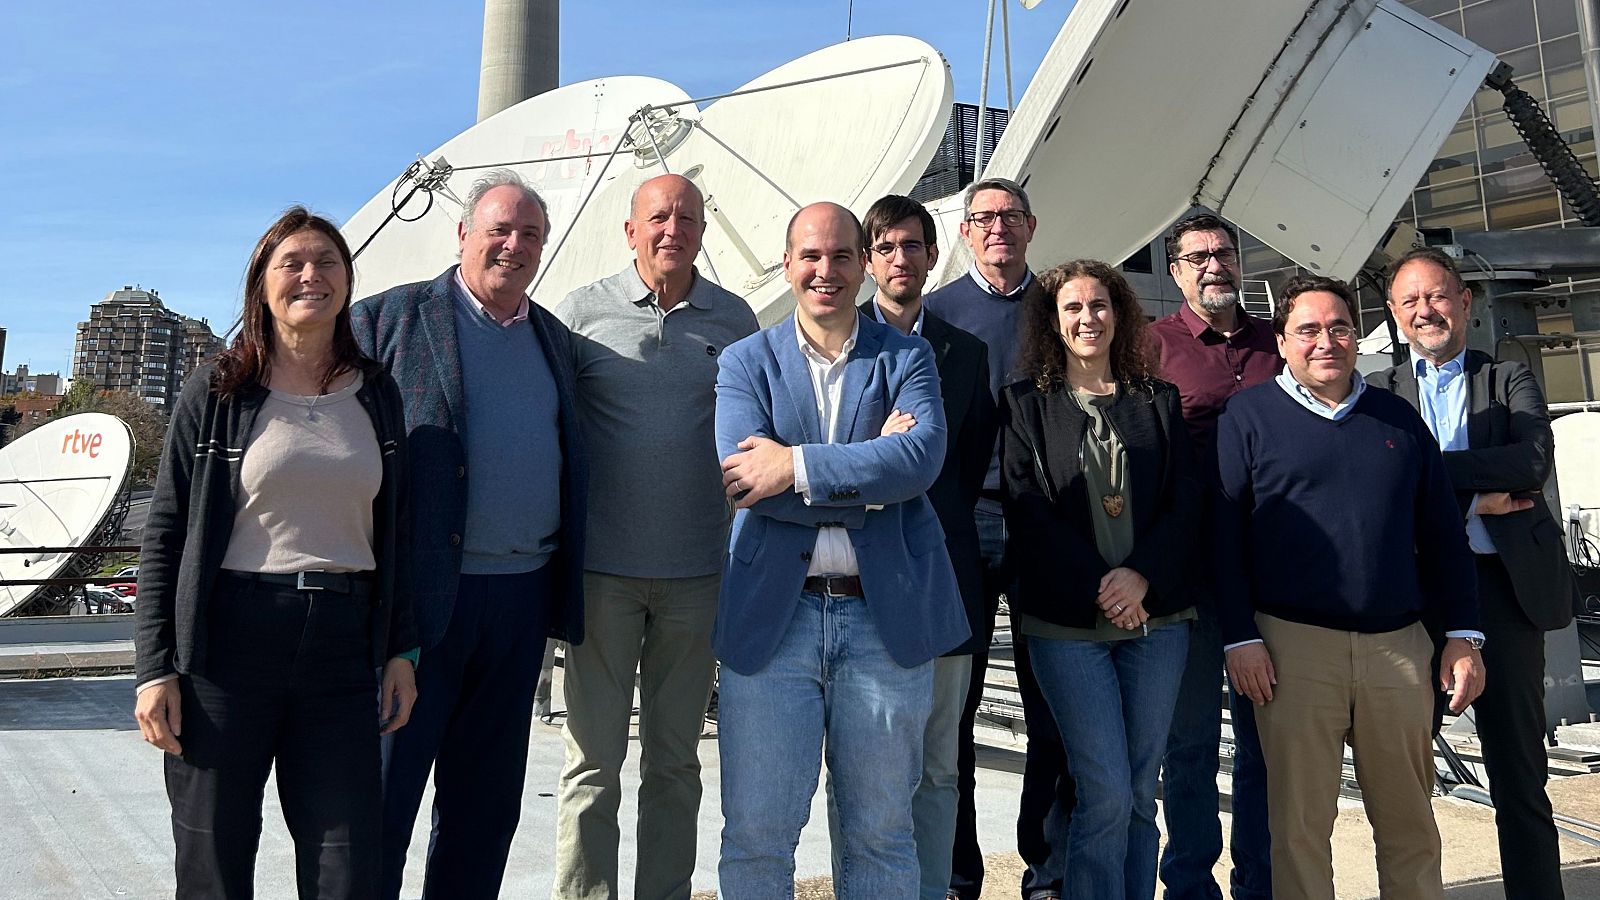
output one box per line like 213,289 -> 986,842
791,317 -> 860,577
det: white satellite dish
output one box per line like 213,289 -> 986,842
1553,411 -> 1600,556
530,35 -> 953,325
942,0 -> 1495,285
344,76 -> 695,299
0,413 -> 134,616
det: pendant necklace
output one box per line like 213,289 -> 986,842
1072,388 -> 1125,518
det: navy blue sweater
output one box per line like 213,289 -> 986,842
1213,381 -> 1478,645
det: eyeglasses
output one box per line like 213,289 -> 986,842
965,210 -> 1029,230
1174,248 -> 1239,268
869,240 -> 927,258
1287,324 -> 1357,343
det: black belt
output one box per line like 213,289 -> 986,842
803,574 -> 864,598
223,570 -> 375,597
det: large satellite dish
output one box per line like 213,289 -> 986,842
346,37 -> 952,326
344,76 -> 695,299
531,35 -> 953,324
0,413 -> 134,616
939,0 -> 1495,285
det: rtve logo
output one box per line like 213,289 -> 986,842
60,430 -> 105,459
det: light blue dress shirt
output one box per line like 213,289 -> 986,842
1414,350 -> 1497,555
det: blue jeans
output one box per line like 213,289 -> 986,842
719,591 -> 934,899
1159,614 -> 1272,900
1029,623 -> 1189,900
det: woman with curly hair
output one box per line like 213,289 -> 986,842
999,259 -> 1202,899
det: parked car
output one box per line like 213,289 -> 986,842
106,582 -> 138,597
83,587 -> 131,614
114,565 -> 139,579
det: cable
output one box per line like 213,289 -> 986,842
1486,65 -> 1600,226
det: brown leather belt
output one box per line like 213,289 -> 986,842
803,574 -> 864,598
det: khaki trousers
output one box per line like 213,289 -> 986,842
1253,614 -> 1443,900
553,571 -> 720,900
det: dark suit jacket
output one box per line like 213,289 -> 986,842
1368,349 -> 1577,631
351,267 -> 587,652
859,301 -> 997,654
1000,379 -> 1201,628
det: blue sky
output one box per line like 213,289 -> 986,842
0,1 -> 1072,378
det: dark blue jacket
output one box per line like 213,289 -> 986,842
351,267 -> 586,651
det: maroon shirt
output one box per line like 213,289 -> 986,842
1149,301 -> 1282,458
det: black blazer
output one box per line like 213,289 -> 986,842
1368,349 -> 1578,631
1000,378 -> 1201,629
859,302 -> 997,654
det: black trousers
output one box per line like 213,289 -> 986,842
379,568 -> 554,900
165,574 -> 381,899
951,504 -> 1073,900
1473,555 -> 1566,899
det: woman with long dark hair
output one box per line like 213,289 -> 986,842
1000,260 -> 1201,900
134,207 -> 417,898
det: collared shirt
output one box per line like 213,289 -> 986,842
452,269 -> 530,327
1275,369 -> 1366,420
1415,350 -> 1496,554
1148,303 -> 1281,456
1226,369 -> 1484,651
791,317 -> 861,576
967,264 -> 1033,297
871,297 -> 925,335
553,263 -> 759,578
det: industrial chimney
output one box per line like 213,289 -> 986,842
477,0 -> 558,122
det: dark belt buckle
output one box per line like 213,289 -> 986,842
296,570 -> 327,592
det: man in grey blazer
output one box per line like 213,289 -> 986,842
713,202 -> 969,898
1368,245 -> 1579,899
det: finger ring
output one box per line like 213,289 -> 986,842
1115,604 -> 1125,613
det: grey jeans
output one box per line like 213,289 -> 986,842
553,571 -> 720,900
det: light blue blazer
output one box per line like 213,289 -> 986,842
713,313 -> 969,675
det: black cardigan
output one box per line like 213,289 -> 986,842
999,378 -> 1201,628
135,361 -> 417,686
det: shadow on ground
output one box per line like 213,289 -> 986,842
0,676 -> 137,731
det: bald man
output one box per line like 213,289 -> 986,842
713,203 -> 968,897
553,174 -> 758,900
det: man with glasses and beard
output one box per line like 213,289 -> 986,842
1147,214 -> 1276,900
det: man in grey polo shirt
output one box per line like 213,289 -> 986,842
552,173 -> 758,900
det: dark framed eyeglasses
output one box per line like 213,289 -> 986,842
1174,248 -> 1240,268
965,210 -> 1029,229
869,240 -> 928,258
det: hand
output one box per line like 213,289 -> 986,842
1226,643 -> 1277,705
134,680 -> 184,755
722,436 -> 795,508
1476,491 -> 1534,516
1440,637 -> 1486,713
379,657 -> 418,734
1096,567 -> 1150,629
880,409 -> 916,437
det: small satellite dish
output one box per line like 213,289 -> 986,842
943,0 -> 1494,285
344,76 -> 695,299
530,35 -> 954,325
0,413 -> 134,616
1553,411 -> 1600,554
